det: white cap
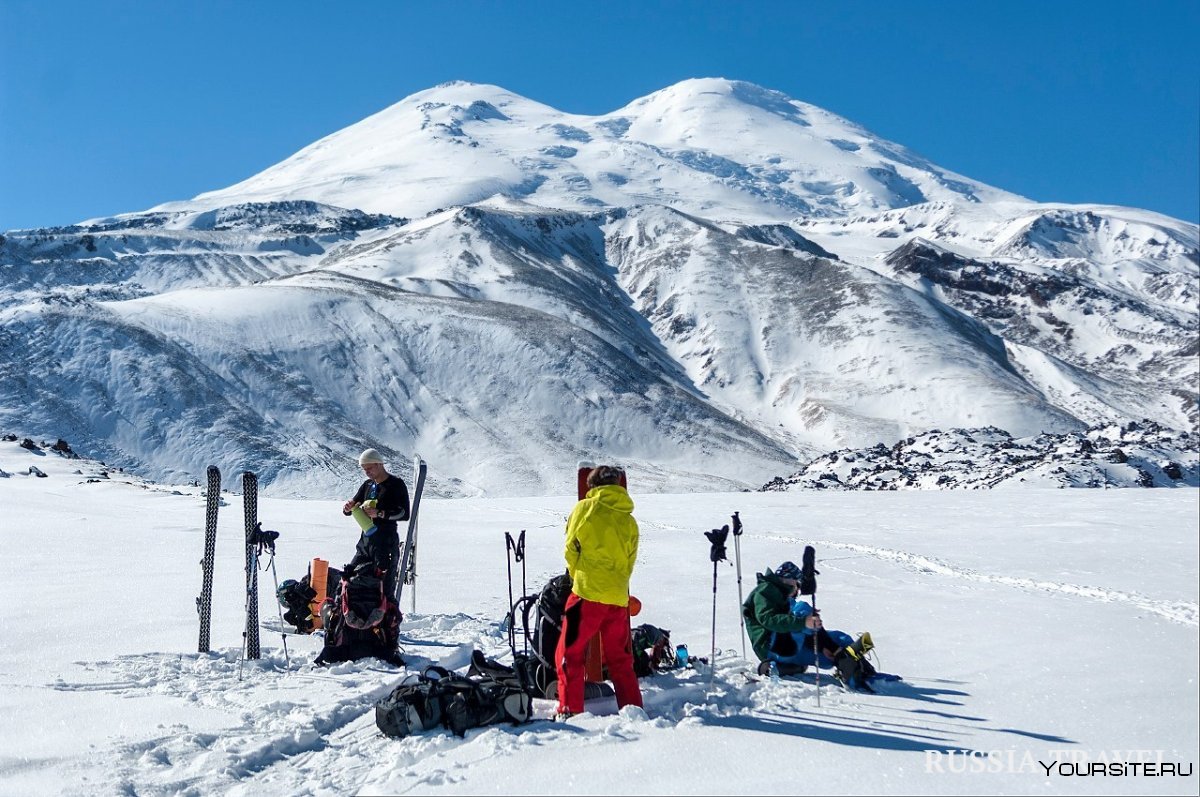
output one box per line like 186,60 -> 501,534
358,448 -> 384,466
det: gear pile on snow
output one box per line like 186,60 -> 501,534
375,661 -> 531,739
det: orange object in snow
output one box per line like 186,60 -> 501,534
628,595 -> 642,617
309,558 -> 329,630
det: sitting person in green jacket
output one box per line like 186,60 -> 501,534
743,561 -> 876,689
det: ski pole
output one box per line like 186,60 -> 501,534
504,531 -> 527,656
801,545 -> 820,706
703,524 -> 730,688
504,532 -> 515,621
519,532 -> 527,622
710,559 -> 718,687
264,547 -> 291,669
731,512 -> 745,659
812,594 -> 820,707
238,540 -> 257,681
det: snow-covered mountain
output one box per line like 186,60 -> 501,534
161,79 -> 1021,223
1,79 -> 1195,496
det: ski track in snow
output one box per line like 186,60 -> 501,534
756,535 -> 1199,627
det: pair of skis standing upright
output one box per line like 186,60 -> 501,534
196,455 -> 427,665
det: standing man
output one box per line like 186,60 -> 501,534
342,448 -> 410,598
555,465 -> 643,718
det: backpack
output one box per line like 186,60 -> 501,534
277,567 -> 344,634
375,662 -> 532,739
316,568 -> 401,665
505,573 -> 573,698
340,571 -> 388,630
630,624 -> 676,677
531,573 -> 573,670
276,577 -> 317,633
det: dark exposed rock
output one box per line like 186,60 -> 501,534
762,420 -> 1198,491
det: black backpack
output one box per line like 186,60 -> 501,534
277,566 -> 345,634
375,662 -> 532,739
630,624 -> 675,677
276,577 -> 318,633
316,568 -> 400,665
505,573 -> 574,698
531,573 -> 572,668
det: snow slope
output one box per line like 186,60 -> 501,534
1,442 -> 1196,795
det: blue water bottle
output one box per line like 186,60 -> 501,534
676,644 -> 689,668
768,660 -> 780,683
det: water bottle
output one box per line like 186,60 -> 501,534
768,660 -> 780,683
675,644 -> 689,668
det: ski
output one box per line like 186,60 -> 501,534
575,460 -> 626,499
395,455 -> 427,612
261,618 -> 325,638
243,471 -> 261,661
197,465 -> 220,653
576,460 -> 595,500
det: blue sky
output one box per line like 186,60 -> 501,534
2,0 -> 1197,229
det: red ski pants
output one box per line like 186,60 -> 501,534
555,594 -> 643,714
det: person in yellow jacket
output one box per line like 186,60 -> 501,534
555,465 -> 643,717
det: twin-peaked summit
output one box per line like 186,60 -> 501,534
162,78 -> 1015,224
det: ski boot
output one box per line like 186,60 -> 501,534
833,633 -> 877,692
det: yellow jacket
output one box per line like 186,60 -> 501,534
564,484 -> 639,607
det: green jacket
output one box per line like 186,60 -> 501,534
742,569 -> 810,661
564,484 -> 638,607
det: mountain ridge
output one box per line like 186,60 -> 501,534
2,79 -> 1195,496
